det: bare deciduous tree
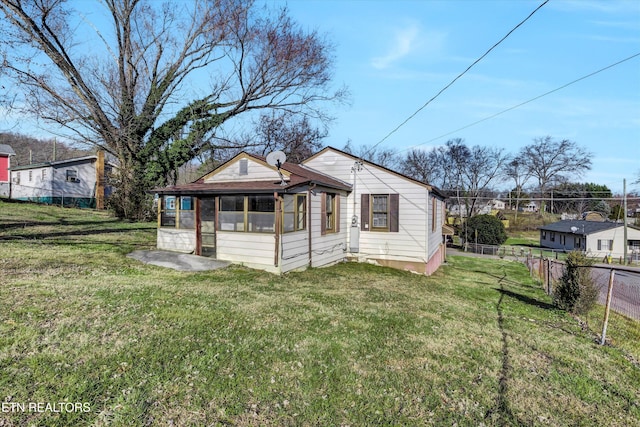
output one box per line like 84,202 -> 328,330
0,0 -> 345,218
504,156 -> 532,222
518,136 -> 592,213
399,148 -> 440,185
248,112 -> 327,164
459,144 -> 508,217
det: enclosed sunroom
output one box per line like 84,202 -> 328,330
153,152 -> 351,274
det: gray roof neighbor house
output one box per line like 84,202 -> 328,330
539,219 -> 640,258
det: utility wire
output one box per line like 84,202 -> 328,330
364,0 -> 549,156
405,51 -> 640,151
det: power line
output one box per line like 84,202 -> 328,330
405,51 -> 640,150
364,0 -> 549,156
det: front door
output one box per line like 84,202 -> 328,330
199,197 -> 216,257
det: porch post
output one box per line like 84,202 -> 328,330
195,197 -> 201,256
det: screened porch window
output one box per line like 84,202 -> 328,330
219,195 -> 275,233
160,196 -> 176,227
159,196 -> 194,229
248,195 -> 275,232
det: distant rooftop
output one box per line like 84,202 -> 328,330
0,144 -> 16,156
539,219 -> 623,235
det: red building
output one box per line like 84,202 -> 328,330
0,144 -> 16,197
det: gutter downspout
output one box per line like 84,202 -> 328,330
274,191 -> 281,269
426,188 -> 431,269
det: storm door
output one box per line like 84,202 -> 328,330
199,197 -> 217,257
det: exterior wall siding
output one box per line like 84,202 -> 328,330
157,228 -> 196,253
205,157 -> 282,183
280,231 -> 310,272
216,232 -> 277,272
586,228 -> 640,258
310,192 -> 348,268
0,156 -> 9,182
11,166 -> 53,200
10,159 -> 99,207
305,150 -> 433,270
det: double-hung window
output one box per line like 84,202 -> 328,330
283,194 -> 307,233
361,193 -> 399,232
321,193 -> 339,235
372,195 -> 389,230
325,193 -> 336,232
597,239 -> 613,251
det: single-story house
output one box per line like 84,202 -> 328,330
153,146 -> 448,275
0,144 -> 16,198
9,152 -> 113,208
539,219 -> 640,259
523,201 -> 538,212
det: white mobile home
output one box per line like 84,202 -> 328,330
153,147 -> 447,275
10,153 -> 112,208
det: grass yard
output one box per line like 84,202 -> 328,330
1,200 -> 639,426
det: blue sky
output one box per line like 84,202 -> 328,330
1,0 -> 638,194
281,0 -> 640,194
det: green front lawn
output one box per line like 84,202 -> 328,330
1,200 -> 639,426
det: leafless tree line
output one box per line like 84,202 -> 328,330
1,0 -> 346,219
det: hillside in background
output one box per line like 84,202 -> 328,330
0,132 -> 92,166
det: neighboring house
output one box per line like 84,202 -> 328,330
447,203 -> 468,217
539,219 -> 640,259
523,201 -> 538,212
0,144 -> 16,197
491,199 -> 506,210
153,147 -> 448,275
10,152 -> 112,208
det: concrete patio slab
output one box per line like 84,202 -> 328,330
127,250 -> 230,272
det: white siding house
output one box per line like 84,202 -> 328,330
303,147 -> 446,274
539,219 -> 640,260
153,147 -> 447,275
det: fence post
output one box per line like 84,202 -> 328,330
539,255 -> 543,280
600,269 -> 616,346
546,259 -> 552,295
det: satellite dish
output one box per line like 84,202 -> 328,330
266,150 -> 287,169
265,150 -> 287,186
570,226 -> 578,233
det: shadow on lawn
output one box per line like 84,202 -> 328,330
0,219 -> 123,231
485,272 -> 556,425
0,226 -> 154,244
496,288 -> 556,311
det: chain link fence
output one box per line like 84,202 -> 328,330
525,255 -> 640,345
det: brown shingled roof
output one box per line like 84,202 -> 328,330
153,152 -> 352,196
